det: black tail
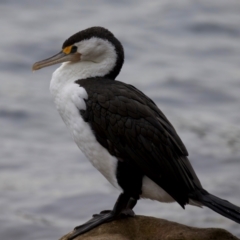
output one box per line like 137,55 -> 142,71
196,189 -> 240,224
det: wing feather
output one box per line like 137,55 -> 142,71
77,78 -> 202,207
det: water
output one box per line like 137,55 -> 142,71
1,0 -> 240,239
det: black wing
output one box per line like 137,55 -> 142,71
77,78 -> 202,207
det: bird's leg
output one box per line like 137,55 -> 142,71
121,197 -> 137,217
97,197 -> 137,217
67,193 -> 131,240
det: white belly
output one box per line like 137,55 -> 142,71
50,76 -> 120,190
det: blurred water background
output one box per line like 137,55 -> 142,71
1,0 -> 240,239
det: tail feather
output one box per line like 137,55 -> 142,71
197,190 -> 240,224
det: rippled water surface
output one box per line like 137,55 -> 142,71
1,0 -> 240,239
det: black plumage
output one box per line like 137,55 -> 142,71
78,78 -> 201,207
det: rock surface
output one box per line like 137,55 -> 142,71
60,215 -> 239,240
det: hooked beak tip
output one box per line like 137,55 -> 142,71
32,63 -> 40,71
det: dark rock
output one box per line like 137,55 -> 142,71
60,215 -> 239,240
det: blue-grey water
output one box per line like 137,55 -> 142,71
1,0 -> 240,239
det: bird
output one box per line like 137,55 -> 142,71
32,26 -> 240,239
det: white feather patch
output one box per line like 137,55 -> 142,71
50,52 -> 120,190
141,176 -> 174,202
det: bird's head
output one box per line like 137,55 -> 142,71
32,27 -> 124,79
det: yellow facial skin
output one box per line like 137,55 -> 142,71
62,46 -> 73,54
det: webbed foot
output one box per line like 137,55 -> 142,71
67,193 -> 137,240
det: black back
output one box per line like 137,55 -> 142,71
77,78 -> 202,207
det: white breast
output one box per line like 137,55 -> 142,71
50,63 -> 120,190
